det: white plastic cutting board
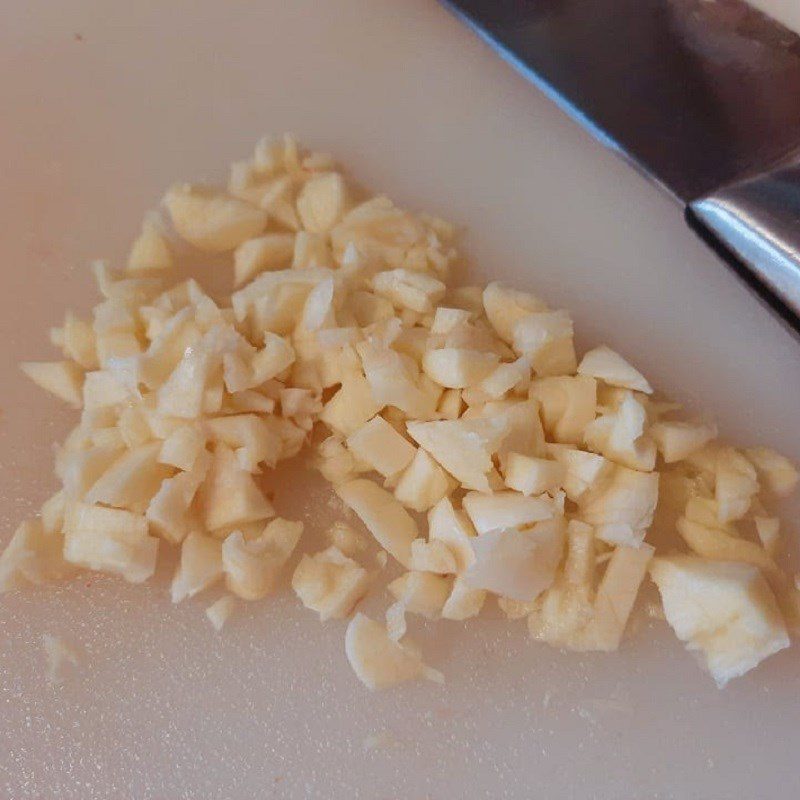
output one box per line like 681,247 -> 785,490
1,2 -> 799,798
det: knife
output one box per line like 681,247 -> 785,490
441,0 -> 800,332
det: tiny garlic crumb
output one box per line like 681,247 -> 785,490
42,634 -> 80,686
362,730 -> 397,752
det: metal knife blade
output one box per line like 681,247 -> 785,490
442,0 -> 800,331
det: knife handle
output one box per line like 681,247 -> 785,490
688,155 -> 800,334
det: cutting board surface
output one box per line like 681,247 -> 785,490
1,2 -> 800,798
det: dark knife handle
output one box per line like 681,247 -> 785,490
688,155 -> 800,334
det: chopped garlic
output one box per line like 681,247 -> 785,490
335,479 -> 418,568
346,415 -> 415,479
320,373 -> 382,436
358,340 -> 436,420
530,376 -> 596,445
422,348 -> 499,389
746,447 -> 799,497
206,595 -> 237,631
233,233 -> 295,287
503,453 -> 565,496
431,306 -> 472,334
550,448 -> 612,503
40,490 -> 67,535
57,442 -> 124,499
473,400 -> 546,470
427,497 -> 476,574
651,420 -> 717,464
372,269 -> 446,314
715,448 -> 758,523
63,502 -> 158,583
676,517 -> 776,574
462,491 -> 555,535
53,312 -> 98,370
0,519 -> 71,592
128,216 -> 173,274
650,556 -> 789,687
584,390 -> 656,472
393,448 -> 454,513
292,546 -> 371,621
84,442 -> 173,514
406,417 -> 509,492
200,445 -> 275,531
480,356 -> 530,399
345,613 -> 441,690
42,634 -> 80,686
296,172 -> 347,233
483,282 -> 546,344
577,346 -> 652,394
171,532 -> 223,603
222,518 -> 302,600
20,361 -> 84,408
578,466 -> 658,532
593,522 -> 645,548
164,184 -> 268,252
5,134 -> 799,694
498,595 -> 538,619
259,174 -> 300,231
388,571 -> 452,618
158,424 -> 206,471
441,576 -> 486,620
385,600 -> 408,642
464,518 -> 565,602
83,370 -> 133,411
410,538 -> 458,574
332,197 -> 425,270
754,517 -> 780,557
584,543 -> 654,651
315,436 -> 362,485
293,231 -> 332,270
512,310 -> 576,377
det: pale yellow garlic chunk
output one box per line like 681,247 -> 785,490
164,184 -> 268,252
171,532 -> 223,603
345,612 -> 442,690
63,502 -> 157,583
388,571 -> 452,618
406,417 -> 509,493
292,546 -> 371,621
650,555 -> 789,687
335,479 -> 418,568
222,518 -> 302,600
128,216 -> 173,273
206,595 -> 237,631
20,361 -> 84,408
463,518 -> 565,602
746,447 -> 798,497
394,448 -> 455,513
503,453 -> 566,496
233,233 -> 295,287
346,415 -> 416,479
577,345 -> 652,394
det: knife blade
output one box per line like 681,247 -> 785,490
441,0 -> 800,331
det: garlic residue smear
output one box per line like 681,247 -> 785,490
3,135 -> 799,691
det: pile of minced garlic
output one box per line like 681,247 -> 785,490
2,135 -> 798,690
